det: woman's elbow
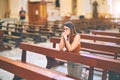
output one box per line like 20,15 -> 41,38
59,45 -> 63,50
59,47 -> 63,50
67,48 -> 73,52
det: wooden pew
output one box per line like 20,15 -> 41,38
49,37 -> 120,79
81,34 -> 120,58
10,24 -> 44,43
80,34 -> 120,59
52,18 -> 118,34
50,38 -> 120,79
39,27 -> 55,39
3,34 -> 22,47
0,21 -> 4,29
0,30 -> 11,51
19,25 -> 49,43
19,42 -> 120,80
49,36 -> 120,79
2,23 -> 47,43
80,34 -> 120,44
92,30 -> 120,38
24,24 -> 54,39
22,32 -> 43,43
7,23 -> 18,32
52,23 -> 63,37
0,56 -> 75,80
50,37 -> 120,59
81,41 -> 120,59
2,24 -> 22,47
3,33 -> 22,47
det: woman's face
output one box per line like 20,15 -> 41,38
64,26 -> 70,35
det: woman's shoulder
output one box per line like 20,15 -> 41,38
75,34 -> 80,37
74,34 -> 80,40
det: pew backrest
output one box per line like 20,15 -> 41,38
80,34 -> 120,44
92,30 -> 120,38
50,37 -> 120,59
0,56 -> 75,80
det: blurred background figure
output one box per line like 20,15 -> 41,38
19,7 -> 26,24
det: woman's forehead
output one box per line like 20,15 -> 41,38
64,26 -> 70,28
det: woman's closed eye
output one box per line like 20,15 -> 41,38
64,28 -> 69,30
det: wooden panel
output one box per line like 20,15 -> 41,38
28,1 -> 47,25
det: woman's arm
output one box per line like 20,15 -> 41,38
59,33 -> 65,50
65,34 -> 80,52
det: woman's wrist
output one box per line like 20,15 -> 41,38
65,37 -> 68,41
64,35 -> 68,41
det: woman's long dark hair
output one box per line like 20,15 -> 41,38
64,21 -> 77,43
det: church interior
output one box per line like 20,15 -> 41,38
0,0 -> 120,80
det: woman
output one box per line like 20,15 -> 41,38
59,21 -> 83,79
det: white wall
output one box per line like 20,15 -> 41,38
9,0 -> 19,18
60,0 -> 72,16
77,0 -> 85,16
111,0 -> 120,18
59,0 -> 110,18
0,0 -> 8,18
78,0 -> 110,18
9,0 -> 28,20
2,0 -> 120,20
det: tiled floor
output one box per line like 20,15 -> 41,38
0,28 -> 119,80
